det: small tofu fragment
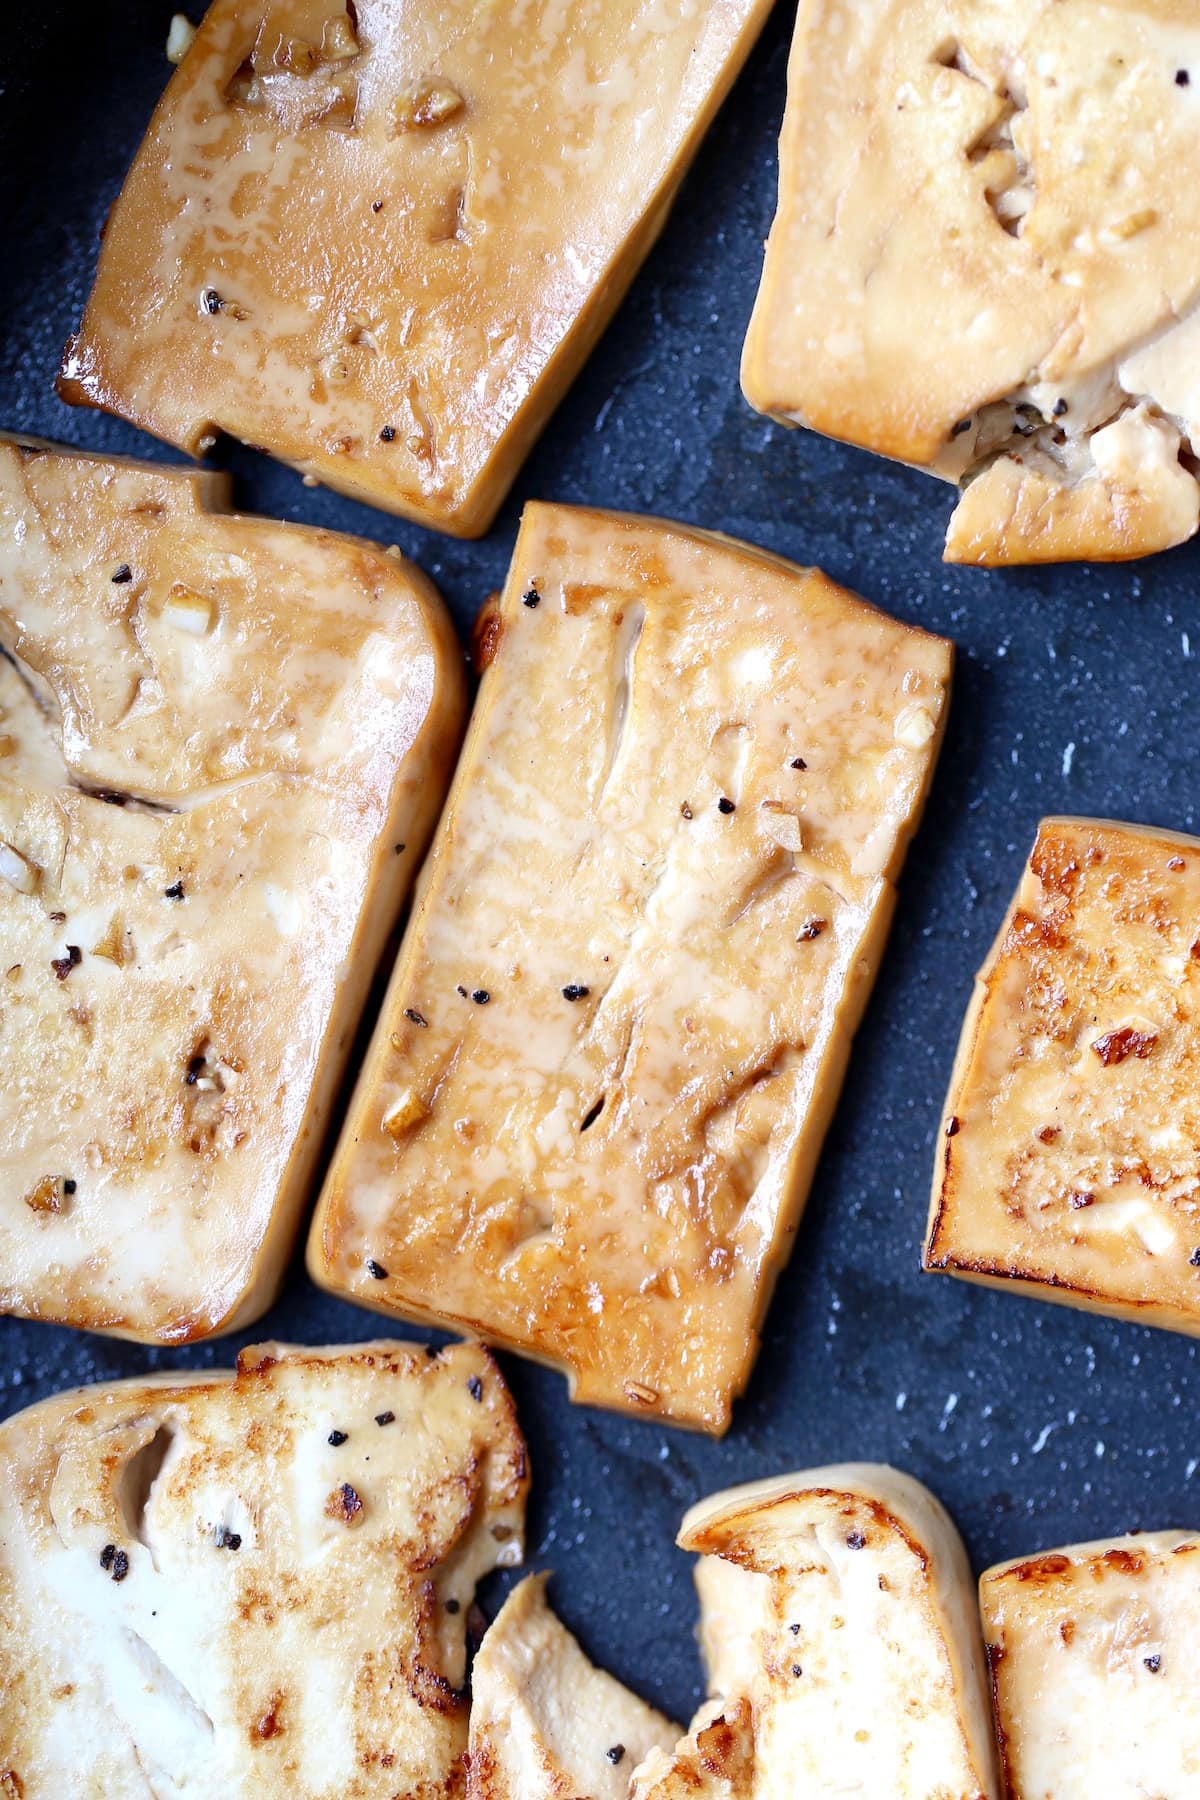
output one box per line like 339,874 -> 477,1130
0,436 -> 463,1342
632,1467 -> 999,1799
467,1574 -> 678,1800
61,0 -> 774,537
925,817 -> 1200,1337
309,503 -> 951,1432
0,1340 -> 529,1799
743,0 -> 1200,564
980,1532 -> 1200,1799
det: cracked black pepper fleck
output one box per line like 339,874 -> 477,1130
366,1258 -> 389,1279
446,1597 -> 460,1614
62,1179 -> 76,1196
216,1526 -> 242,1551
472,989 -> 490,1005
791,1663 -> 803,1677
379,425 -> 396,441
562,984 -> 590,1001
1190,1248 -> 1200,1268
846,1531 -> 867,1550
1177,68 -> 1190,85
51,945 -> 81,980
404,1007 -> 428,1028
202,288 -> 223,314
374,1410 -> 395,1426
718,797 -> 736,815
111,563 -> 132,584
467,1375 -> 483,1402
946,1116 -> 960,1138
791,756 -> 807,770
523,587 -> 541,608
606,1746 -> 625,1766
1144,1654 -> 1162,1672
1054,398 -> 1069,416
328,1429 -> 348,1447
164,881 -> 185,901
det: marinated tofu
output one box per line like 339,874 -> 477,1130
981,1532 -> 1200,1798
743,0 -> 1200,565
0,1340 -> 529,1800
925,817 -> 1200,1337
61,0 -> 774,538
631,1467 -> 999,1799
309,503 -> 951,1432
467,1574 -> 678,1800
0,437 -> 463,1342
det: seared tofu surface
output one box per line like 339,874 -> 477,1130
0,438 -> 463,1341
0,1341 -> 529,1800
62,0 -> 774,536
632,1466 -> 999,1799
743,0 -> 1200,565
467,1573 -> 678,1799
310,503 -> 951,1431
981,1532 -> 1200,1799
926,817 -> 1200,1335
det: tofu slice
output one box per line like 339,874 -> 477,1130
631,1467 -> 1000,1800
0,437 -> 464,1342
0,1340 -> 529,1800
467,1574 -> 678,1799
925,817 -> 1200,1336
309,503 -> 952,1432
60,0 -> 774,539
742,0 -> 1200,565
980,1532 -> 1200,1798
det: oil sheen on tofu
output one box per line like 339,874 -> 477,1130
981,1532 -> 1200,1799
310,503 -> 952,1432
0,438 -> 464,1342
743,0 -> 1200,565
467,1574 -> 678,1800
0,1341 -> 529,1800
60,0 -> 774,537
630,1467 -> 1000,1799
926,817 -> 1200,1337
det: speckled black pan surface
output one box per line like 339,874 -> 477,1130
4,0 -> 1200,1729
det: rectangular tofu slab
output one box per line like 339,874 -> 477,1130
743,0 -> 1200,565
0,437 -> 463,1342
309,503 -> 952,1432
60,0 -> 774,538
467,1574 -> 678,1799
925,817 -> 1200,1336
630,1467 -> 1000,1799
980,1532 -> 1200,1798
0,1340 -> 529,1800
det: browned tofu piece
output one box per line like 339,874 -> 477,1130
926,817 -> 1200,1335
631,1467 -> 1000,1798
467,1574 -> 678,1800
0,1340 -> 529,1800
309,502 -> 952,1432
743,0 -> 1200,565
980,1533 -> 1200,1798
0,436 -> 463,1342
60,0 -> 774,538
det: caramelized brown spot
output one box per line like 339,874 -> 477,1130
324,1482 -> 364,1526
471,595 -> 504,673
252,1692 -> 285,1741
1091,1026 -> 1157,1067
